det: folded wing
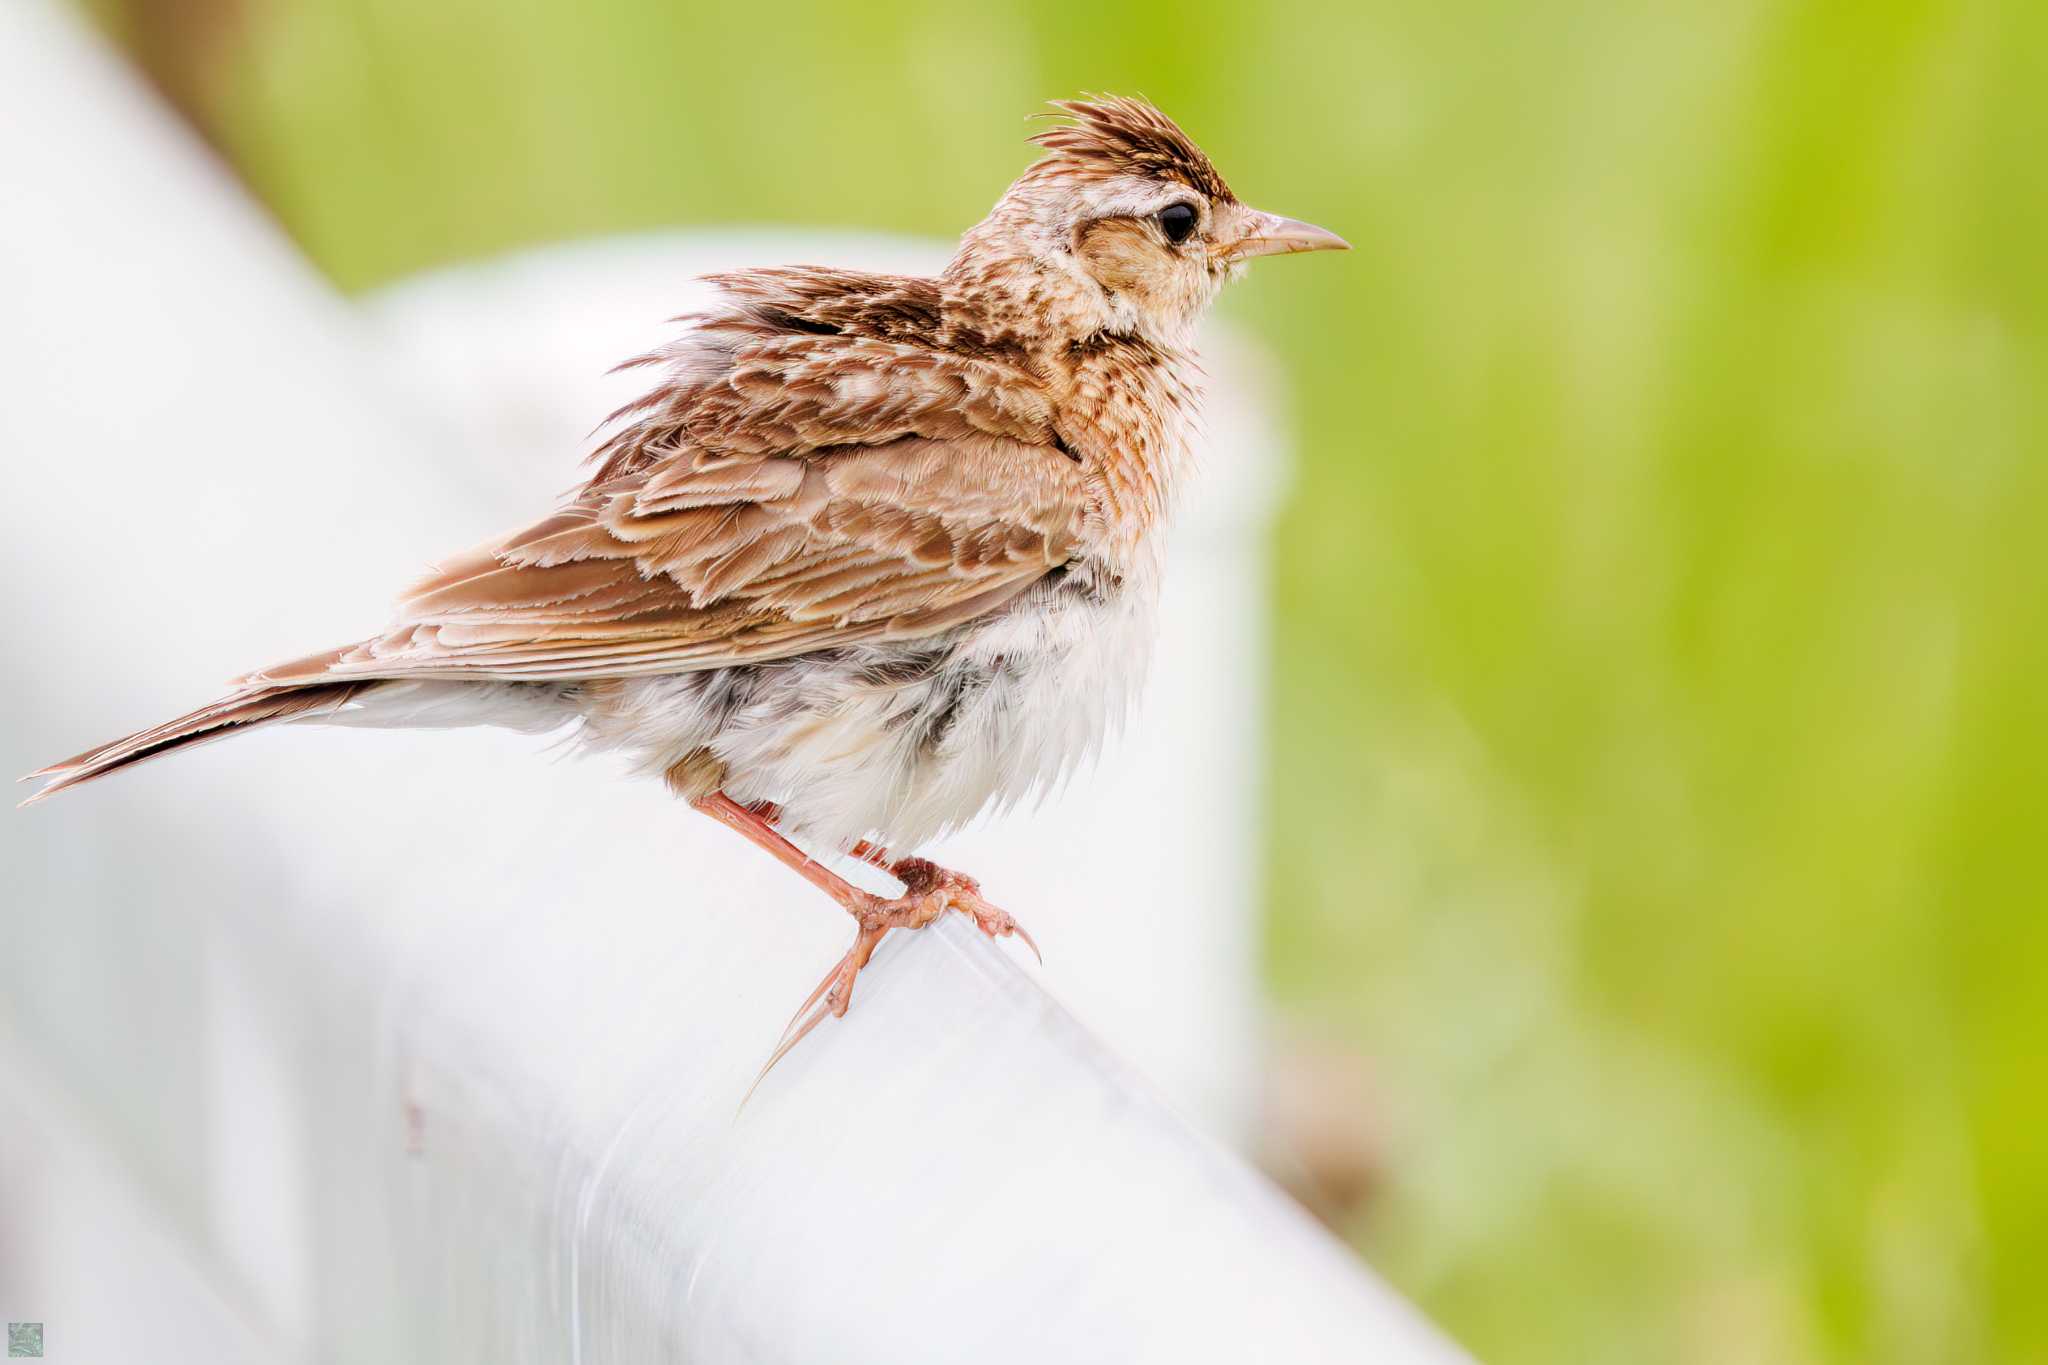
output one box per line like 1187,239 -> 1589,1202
249,271 -> 1084,686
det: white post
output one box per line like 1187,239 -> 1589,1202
0,3 -> 1472,1361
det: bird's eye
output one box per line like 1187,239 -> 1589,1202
1156,202 -> 1199,245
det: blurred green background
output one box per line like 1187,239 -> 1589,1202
82,0 -> 2048,1360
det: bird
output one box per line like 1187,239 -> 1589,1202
23,96 -> 1347,1070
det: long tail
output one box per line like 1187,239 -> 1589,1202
20,681 -> 372,807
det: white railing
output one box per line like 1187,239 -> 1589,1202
0,3 -> 1471,1360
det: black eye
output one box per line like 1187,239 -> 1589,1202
1156,202 -> 1199,245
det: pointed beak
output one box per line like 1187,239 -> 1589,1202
1223,209 -> 1351,261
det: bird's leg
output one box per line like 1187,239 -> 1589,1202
692,792 -> 874,915
737,802 -> 1003,918
729,798 -> 894,880
689,792 -> 1039,1089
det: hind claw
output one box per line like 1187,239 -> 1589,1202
742,856 -> 1042,1100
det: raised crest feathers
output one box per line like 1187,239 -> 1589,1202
1027,96 -> 1235,202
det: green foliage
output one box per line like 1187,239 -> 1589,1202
154,0 -> 2048,1358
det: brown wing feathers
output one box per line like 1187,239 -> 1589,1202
27,268 -> 1085,799
248,429 -> 1081,686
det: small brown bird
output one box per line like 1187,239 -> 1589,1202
25,97 -> 1345,1065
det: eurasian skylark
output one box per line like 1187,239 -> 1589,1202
27,96 -> 1346,1065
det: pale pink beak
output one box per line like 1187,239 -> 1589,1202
1224,209 -> 1351,261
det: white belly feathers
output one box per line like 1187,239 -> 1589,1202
571,558 -> 1160,850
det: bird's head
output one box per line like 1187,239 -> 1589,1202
949,96 -> 1347,347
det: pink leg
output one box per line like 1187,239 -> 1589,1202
690,792 -> 1039,1092
693,792 -> 874,913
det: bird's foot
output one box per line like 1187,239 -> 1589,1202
885,857 -> 1041,962
744,856 -> 1039,1100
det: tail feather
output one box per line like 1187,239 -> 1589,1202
20,682 -> 370,806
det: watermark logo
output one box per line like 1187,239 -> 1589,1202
5,1324 -> 41,1358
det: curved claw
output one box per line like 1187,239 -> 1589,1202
740,992 -> 834,1112
955,895 -> 1042,966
